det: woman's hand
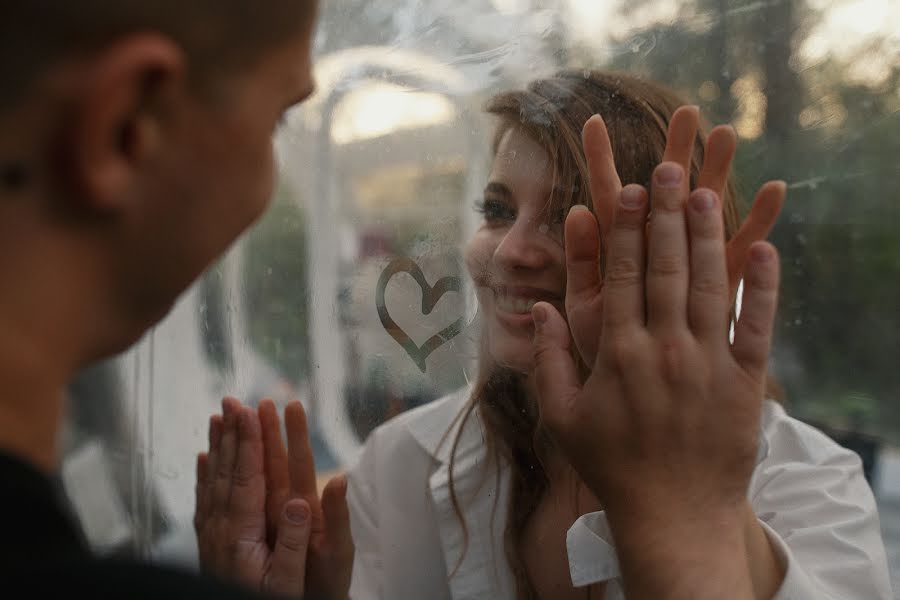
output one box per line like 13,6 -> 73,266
532,113 -> 783,599
567,106 -> 785,367
194,398 -> 353,599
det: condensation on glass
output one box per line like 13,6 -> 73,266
61,0 -> 900,573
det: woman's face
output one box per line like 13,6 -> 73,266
464,126 -> 568,372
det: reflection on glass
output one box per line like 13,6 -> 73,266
62,0 -> 898,589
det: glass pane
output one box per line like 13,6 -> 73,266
63,0 -> 899,590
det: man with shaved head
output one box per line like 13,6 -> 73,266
0,1 -> 332,597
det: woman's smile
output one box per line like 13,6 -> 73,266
492,284 -> 563,325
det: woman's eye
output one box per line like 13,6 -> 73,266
474,198 -> 515,223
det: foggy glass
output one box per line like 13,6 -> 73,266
61,0 -> 899,589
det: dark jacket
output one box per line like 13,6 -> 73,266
0,451 -> 275,599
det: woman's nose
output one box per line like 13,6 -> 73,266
493,218 -> 552,271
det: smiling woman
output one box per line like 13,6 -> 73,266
328,70 -> 892,600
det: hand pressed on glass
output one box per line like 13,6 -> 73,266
567,106 -> 786,368
533,112 -> 784,599
194,398 -> 353,599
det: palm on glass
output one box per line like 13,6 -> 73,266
533,109 -> 784,598
567,107 -> 785,366
194,398 -> 353,599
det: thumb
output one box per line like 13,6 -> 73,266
532,302 -> 581,434
267,499 -> 312,598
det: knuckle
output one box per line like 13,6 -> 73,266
277,532 -> 308,554
606,334 -> 641,370
533,340 -> 562,365
691,275 -> 728,298
648,252 -> 683,277
612,212 -> 644,230
659,334 -> 702,384
740,315 -> 771,340
215,462 -> 233,481
605,257 -> 642,287
230,465 -> 260,489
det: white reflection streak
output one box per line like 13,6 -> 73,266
786,169 -> 895,190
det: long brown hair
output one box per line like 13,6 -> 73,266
446,70 -> 745,598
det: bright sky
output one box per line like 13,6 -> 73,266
563,0 -> 899,80
322,0 -> 898,144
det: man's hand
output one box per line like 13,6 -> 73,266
195,398 -> 353,599
569,107 -> 785,367
533,112 -> 783,599
195,398 -> 315,597
258,399 -> 354,600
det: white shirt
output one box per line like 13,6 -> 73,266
346,387 -> 894,599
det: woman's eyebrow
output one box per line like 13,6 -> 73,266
484,181 -> 513,198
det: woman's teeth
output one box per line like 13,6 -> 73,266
496,295 -> 538,314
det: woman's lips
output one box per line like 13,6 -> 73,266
491,285 -> 563,324
495,294 -> 540,315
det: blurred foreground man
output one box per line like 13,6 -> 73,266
0,2 -> 335,597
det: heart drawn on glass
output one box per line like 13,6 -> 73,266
376,257 -> 464,372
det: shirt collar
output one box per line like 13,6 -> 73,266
405,384 -> 481,464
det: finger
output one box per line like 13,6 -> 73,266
732,242 -> 780,382
686,189 -> 729,340
228,406 -> 266,529
697,125 -> 737,199
564,205 -> 603,364
267,499 -> 312,598
662,105 -> 700,175
601,185 -> 649,333
212,400 -> 239,515
194,452 -> 209,535
565,205 -> 602,297
322,474 -> 355,590
583,114 -> 622,240
285,401 -> 323,526
203,415 -> 223,518
646,162 -> 690,332
259,399 -> 290,541
532,302 -> 582,434
726,181 -> 786,300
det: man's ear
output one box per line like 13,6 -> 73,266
61,34 -> 186,213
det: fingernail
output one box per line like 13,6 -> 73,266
286,503 -> 309,524
569,204 -> 590,215
620,185 -> 645,209
750,244 -> 773,262
691,189 -> 716,212
655,163 -> 683,187
532,304 -> 547,327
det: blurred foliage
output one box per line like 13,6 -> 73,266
593,0 -> 900,440
199,266 -> 234,374
242,185 -> 311,385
